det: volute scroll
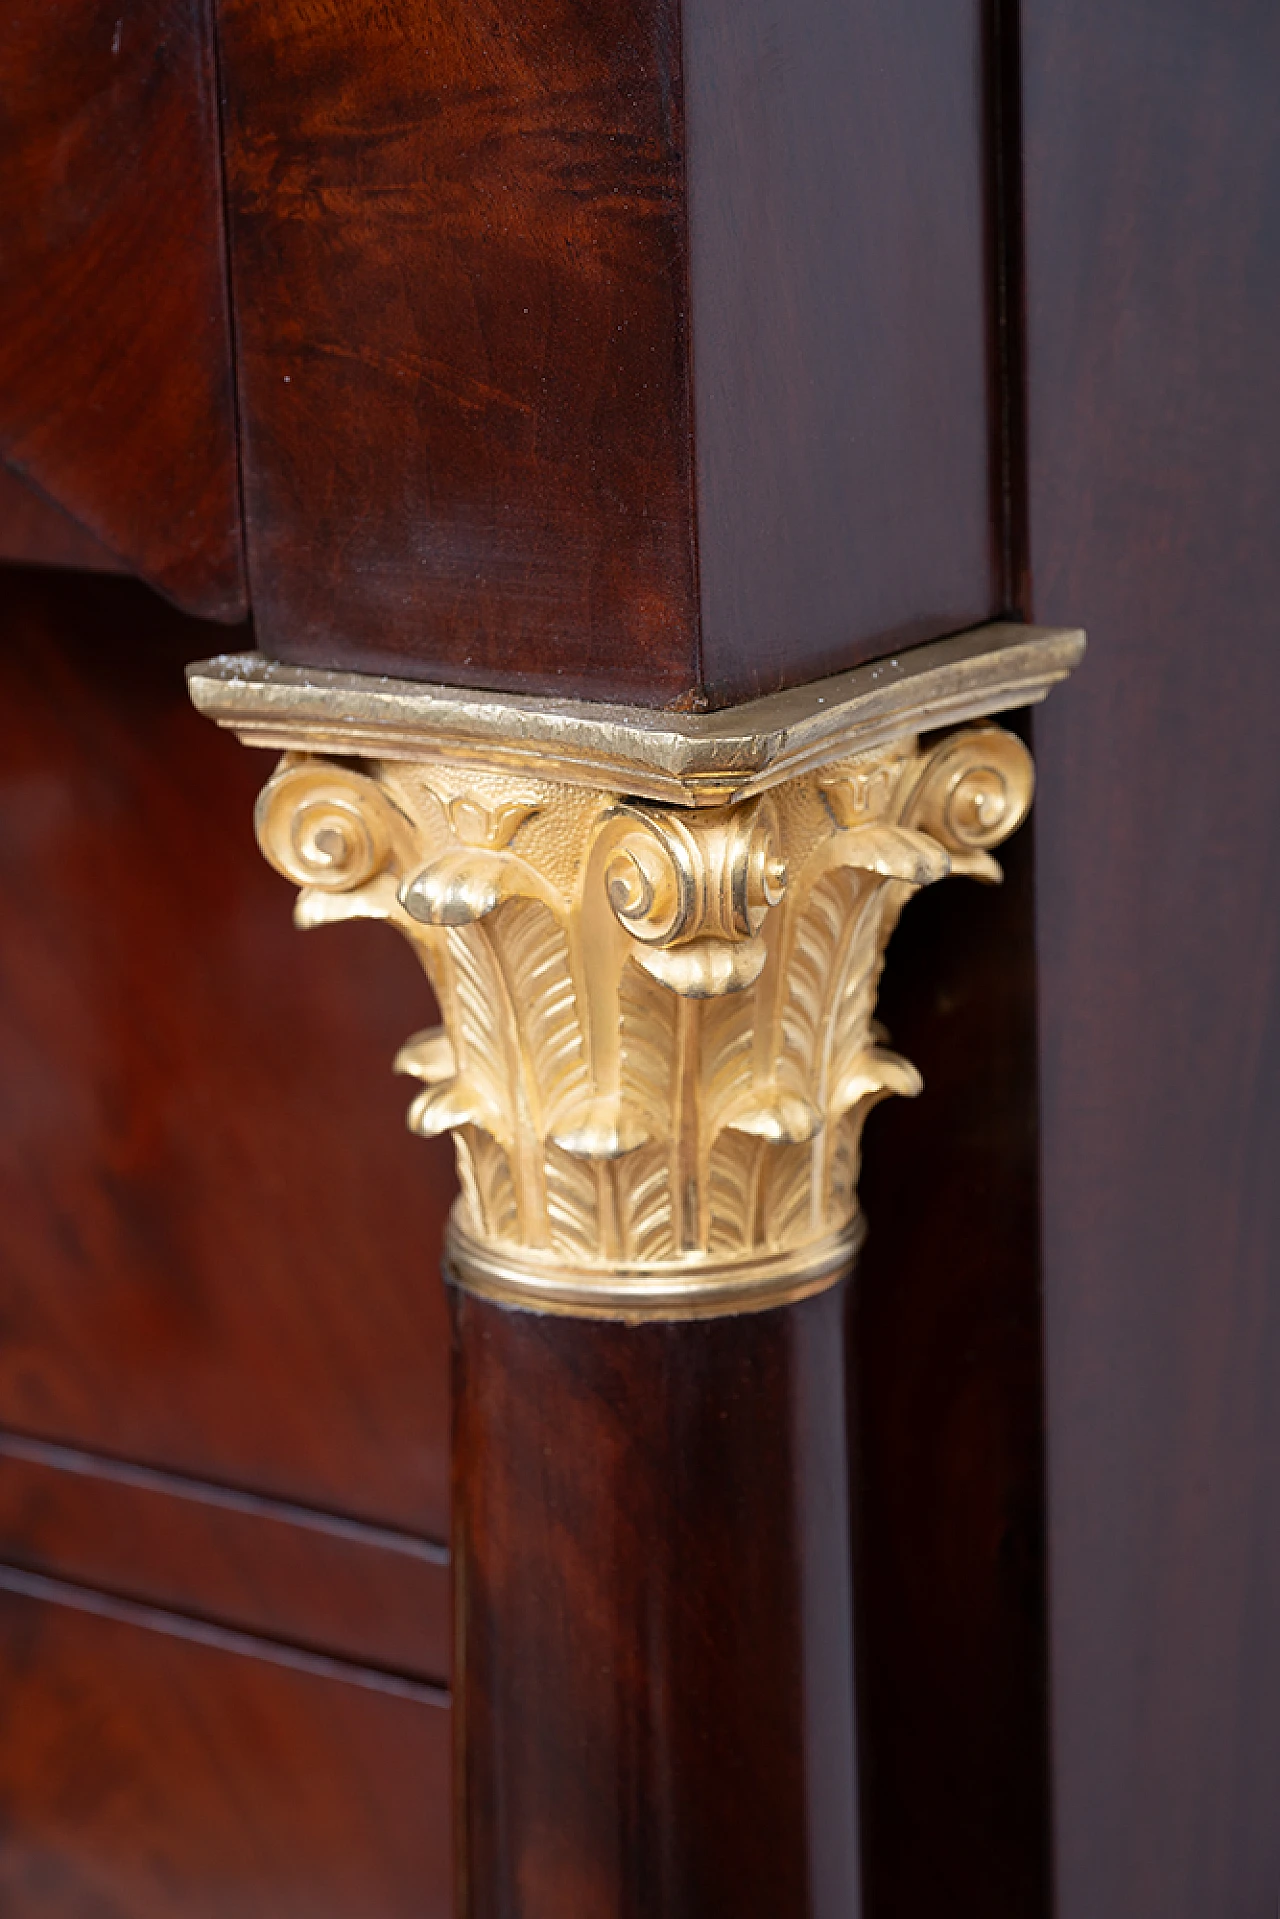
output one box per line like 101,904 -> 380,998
192,622 -> 1078,1318
246,723 -> 1034,1319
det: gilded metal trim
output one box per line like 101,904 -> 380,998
187,621 -> 1083,808
444,1214 -> 866,1322
189,623 -> 1081,1320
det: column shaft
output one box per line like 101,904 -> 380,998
452,1281 -> 860,1919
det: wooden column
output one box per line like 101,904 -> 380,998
189,624 -> 1077,1915
184,3 -> 1082,1903
451,1284 -> 858,1918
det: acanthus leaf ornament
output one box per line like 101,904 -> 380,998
243,727 -> 1029,1317
193,624 -> 1082,1317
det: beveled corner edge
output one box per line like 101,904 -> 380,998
186,621 -> 1086,808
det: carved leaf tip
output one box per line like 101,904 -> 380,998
831,1049 -> 923,1120
294,871 -> 403,930
400,852 -> 506,925
635,937 -> 768,998
947,849 -> 1005,884
551,1097 -> 650,1161
406,1079 -> 494,1140
447,794 -> 538,849
837,824 -> 952,886
722,1090 -> 824,1145
394,1026 -> 456,1084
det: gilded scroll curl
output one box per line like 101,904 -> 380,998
250,720 -> 1033,1318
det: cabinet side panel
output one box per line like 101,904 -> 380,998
1024,3 -> 1280,1911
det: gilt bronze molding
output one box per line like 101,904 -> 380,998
189,623 -> 1082,1320
187,621 -> 1081,806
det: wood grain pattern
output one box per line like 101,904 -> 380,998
0,1432 -> 450,1683
0,570 -> 454,1538
0,1572 -> 450,1917
216,0 -> 698,703
0,464 -> 126,575
1022,3 -> 1280,1910
452,1281 -> 861,1919
0,1 -> 245,618
216,0 -> 996,704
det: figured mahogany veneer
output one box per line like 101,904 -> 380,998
0,462 -> 126,576
0,572 -> 454,1539
0,566 -> 458,1908
0,564 -> 460,1903
0,2 -> 245,619
0,1576 -> 450,1918
214,0 -> 996,704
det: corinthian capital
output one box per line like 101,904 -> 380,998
190,623 -> 1082,1318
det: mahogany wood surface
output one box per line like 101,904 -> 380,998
216,0 -> 698,705
1022,3 -> 1280,1910
0,570 -> 455,1541
0,2 -> 245,620
855,798 -> 1049,1917
0,1574 -> 450,1917
452,1281 -> 861,1919
0,566 -> 458,1910
683,0 -> 995,702
0,462 -> 126,576
0,1432 -> 450,1684
215,0 -> 996,705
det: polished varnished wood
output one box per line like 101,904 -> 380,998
0,3 -> 245,619
1022,3 -> 1280,1910
0,567 -> 457,1909
215,0 -> 996,704
216,0 -> 697,704
452,1283 -> 860,1919
0,462 -> 125,575
0,1575 -> 450,1917
0,571 -> 454,1540
684,0 -> 995,701
0,1432 -> 450,1683
856,800 -> 1049,1917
